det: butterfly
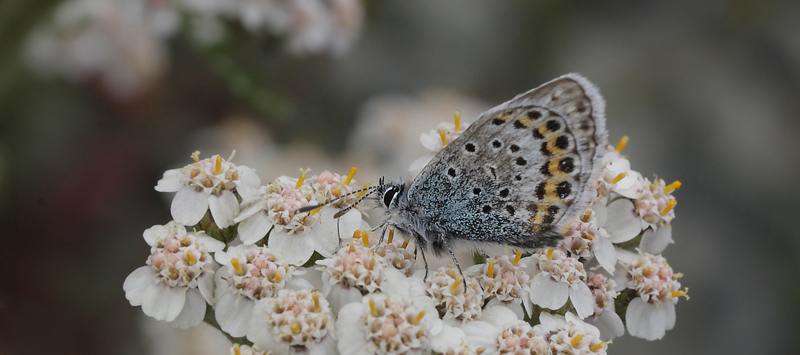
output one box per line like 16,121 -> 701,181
305,73 -> 607,275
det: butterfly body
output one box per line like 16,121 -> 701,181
377,73 -> 607,259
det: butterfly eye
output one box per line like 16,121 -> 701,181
383,187 -> 398,207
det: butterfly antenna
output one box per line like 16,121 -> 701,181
295,183 -> 381,214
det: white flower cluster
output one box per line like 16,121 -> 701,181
125,126 -> 687,353
25,0 -> 364,97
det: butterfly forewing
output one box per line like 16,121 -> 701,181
406,73 -> 607,250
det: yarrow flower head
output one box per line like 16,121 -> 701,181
616,251 -> 688,340
234,169 -> 362,265
467,252 -> 532,318
123,221 -> 224,328
247,289 -> 337,355
213,244 -> 312,337
425,266 -> 485,323
528,248 -> 594,319
540,312 -> 611,355
156,151 -> 261,228
460,306 -> 547,355
317,234 -> 385,313
560,209 -> 616,273
336,293 -> 438,355
596,140 -> 644,200
373,228 -> 417,276
584,271 -> 624,339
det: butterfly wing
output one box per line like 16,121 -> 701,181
407,73 -> 607,249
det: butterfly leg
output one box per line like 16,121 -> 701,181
442,237 -> 467,293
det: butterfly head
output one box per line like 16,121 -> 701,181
376,177 -> 407,210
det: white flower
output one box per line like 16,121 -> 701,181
584,272 -> 624,339
123,221 -> 223,328
423,266 -> 485,323
465,253 -> 532,319
235,171 -> 362,265
597,150 -> 644,200
213,244 -> 312,337
409,119 -> 471,176
633,177 -> 679,254
560,209 -> 617,273
592,198 -> 642,245
247,289 -> 337,355
461,306 -> 548,355
156,152 -> 261,228
335,293 -> 440,355
317,238 -> 386,314
374,234 -> 417,276
528,249 -> 594,319
614,250 -> 688,340
539,312 -> 611,354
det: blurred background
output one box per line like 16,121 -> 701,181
1,0 -> 799,354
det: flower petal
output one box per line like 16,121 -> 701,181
461,321 -> 500,353
336,303 -> 370,355
235,166 -> 261,200
430,324 -> 467,354
310,209 -> 346,256
569,282 -> 595,319
155,169 -> 184,192
171,186 -> 209,226
237,212 -> 274,245
215,291 -> 255,338
269,230 -> 315,265
123,266 -> 154,306
479,304 -> 520,327
142,283 -> 187,322
640,225 -> 673,254
195,234 -> 226,253
209,190 -> 239,228
326,284 -> 364,316
626,298 -> 667,340
604,199 -> 641,243
664,302 -> 676,331
592,232 -> 618,273
247,300 -> 285,351
529,273 -> 569,310
167,289 -> 206,329
589,308 -> 625,339
197,271 -> 216,305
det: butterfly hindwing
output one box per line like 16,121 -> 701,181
406,73 -> 607,250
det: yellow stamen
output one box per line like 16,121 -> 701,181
233,343 -> 241,355
615,135 -> 629,153
439,128 -> 448,146
215,156 -> 222,175
450,276 -> 464,293
357,183 -> 373,198
583,232 -> 595,240
661,200 -> 677,215
487,259 -> 495,277
349,245 -> 356,253
369,298 -> 378,316
671,288 -> 690,300
296,168 -> 311,189
412,310 -> 425,324
186,251 -> 196,266
231,258 -> 243,275
571,334 -> 583,347
313,292 -> 320,312
610,172 -> 627,184
387,228 -> 395,243
513,250 -> 522,266
401,239 -> 409,249
581,210 -> 592,222
454,111 -> 461,131
191,151 -> 200,163
291,322 -> 301,334
476,347 -> 487,355
360,230 -> 370,247
590,340 -> 612,351
546,248 -> 554,260
663,180 -> 682,194
273,272 -> 282,283
344,166 -> 357,185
